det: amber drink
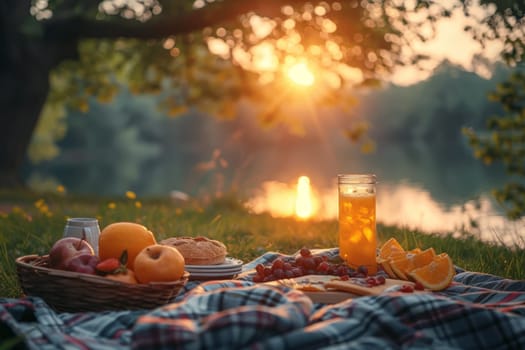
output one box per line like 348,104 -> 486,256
338,174 -> 377,275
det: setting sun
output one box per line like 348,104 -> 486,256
287,62 -> 315,86
295,176 -> 313,219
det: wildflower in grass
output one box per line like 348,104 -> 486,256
56,185 -> 66,193
33,199 -> 53,216
126,191 -> 137,200
108,202 -> 116,209
135,201 -> 142,208
175,208 -> 183,215
12,206 -> 23,214
34,199 -> 45,209
10,206 -> 32,221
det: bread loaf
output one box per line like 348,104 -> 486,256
160,236 -> 227,265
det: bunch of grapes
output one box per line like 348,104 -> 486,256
252,247 -> 372,283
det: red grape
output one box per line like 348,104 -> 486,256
303,257 -> 316,270
272,258 -> 284,271
366,277 -> 377,286
317,261 -> 329,272
273,268 -> 285,279
357,265 -> 368,276
414,281 -> 425,290
253,274 -> 264,283
300,247 -> 311,257
400,285 -> 414,293
291,268 -> 303,277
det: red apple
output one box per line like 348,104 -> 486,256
49,236 -> 94,270
64,254 -> 99,274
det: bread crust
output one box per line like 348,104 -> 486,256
160,236 -> 227,265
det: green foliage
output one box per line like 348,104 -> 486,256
458,1 -> 525,220
464,70 -> 525,219
27,100 -> 67,163
466,1 -> 525,65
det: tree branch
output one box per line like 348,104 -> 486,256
43,0 -> 327,41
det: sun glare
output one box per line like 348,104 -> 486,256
295,176 -> 313,219
287,62 -> 315,86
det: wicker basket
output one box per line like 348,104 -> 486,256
16,255 -> 190,313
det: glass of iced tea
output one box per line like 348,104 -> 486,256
338,174 -> 377,275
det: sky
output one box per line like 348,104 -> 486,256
206,4 -> 503,89
389,7 -> 502,86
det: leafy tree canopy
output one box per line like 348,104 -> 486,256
26,0 -> 521,159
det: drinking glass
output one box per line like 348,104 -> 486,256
338,174 -> 377,275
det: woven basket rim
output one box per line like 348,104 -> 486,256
16,254 -> 190,288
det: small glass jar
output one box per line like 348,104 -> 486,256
63,218 -> 101,255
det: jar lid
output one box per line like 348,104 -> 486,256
337,174 -> 376,184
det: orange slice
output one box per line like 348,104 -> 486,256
408,253 -> 455,291
390,248 -> 436,280
377,257 -> 397,278
378,238 -> 405,260
389,257 -> 411,280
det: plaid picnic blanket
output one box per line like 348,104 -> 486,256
1,248 -> 525,349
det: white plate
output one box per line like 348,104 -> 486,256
185,257 -> 243,272
188,272 -> 239,281
188,269 -> 242,277
186,265 -> 243,274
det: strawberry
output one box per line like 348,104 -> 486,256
96,250 -> 128,274
96,258 -> 120,273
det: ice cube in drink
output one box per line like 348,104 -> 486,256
338,190 -> 377,275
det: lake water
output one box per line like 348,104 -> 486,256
238,132 -> 524,248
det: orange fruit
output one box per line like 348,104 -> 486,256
408,253 -> 455,291
378,237 -> 405,260
105,269 -> 138,284
390,247 -> 436,280
99,222 -> 156,270
134,244 -> 185,284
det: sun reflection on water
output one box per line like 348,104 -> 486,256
247,177 -> 524,247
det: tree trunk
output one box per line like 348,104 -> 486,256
0,49 -> 52,187
0,0 -> 77,188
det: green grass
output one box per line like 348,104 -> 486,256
1,190 -> 524,298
